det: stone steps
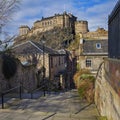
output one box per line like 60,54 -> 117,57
0,90 -> 99,120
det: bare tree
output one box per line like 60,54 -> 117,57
0,0 -> 20,50
0,0 -> 20,26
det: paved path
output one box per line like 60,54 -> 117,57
0,90 -> 99,120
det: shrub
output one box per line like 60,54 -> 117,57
73,69 -> 90,88
76,72 -> 95,103
97,116 -> 107,120
2,54 -> 17,79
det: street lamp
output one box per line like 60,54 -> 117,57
41,35 -> 46,96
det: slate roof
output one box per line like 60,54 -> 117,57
83,39 -> 108,55
12,41 -> 58,55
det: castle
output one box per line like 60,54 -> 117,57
17,11 -> 108,46
19,12 -> 89,36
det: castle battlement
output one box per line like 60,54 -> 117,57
75,20 -> 88,24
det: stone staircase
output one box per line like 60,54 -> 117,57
0,90 -> 99,120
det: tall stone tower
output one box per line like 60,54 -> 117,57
19,25 -> 30,36
75,20 -> 89,34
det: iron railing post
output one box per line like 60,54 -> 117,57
31,93 -> 33,99
19,85 -> 22,99
1,93 -> 4,109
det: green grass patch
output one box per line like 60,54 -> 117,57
97,116 -> 107,120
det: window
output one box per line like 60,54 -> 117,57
96,43 -> 101,49
86,59 -> 92,67
42,22 -> 44,26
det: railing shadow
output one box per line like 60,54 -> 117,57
74,103 -> 92,114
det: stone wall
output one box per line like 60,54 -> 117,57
95,58 -> 120,120
75,21 -> 88,34
82,28 -> 108,40
0,55 -> 38,93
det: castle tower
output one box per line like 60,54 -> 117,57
75,20 -> 89,34
19,25 -> 30,36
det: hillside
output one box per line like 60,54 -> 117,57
14,27 -> 74,50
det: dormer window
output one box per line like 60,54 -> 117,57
96,43 -> 101,49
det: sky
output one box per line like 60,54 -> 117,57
4,0 -> 119,37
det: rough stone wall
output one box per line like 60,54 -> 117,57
0,55 -> 37,93
95,59 -> 120,120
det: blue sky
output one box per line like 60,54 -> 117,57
4,0 -> 118,36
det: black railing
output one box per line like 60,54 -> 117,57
0,85 -> 21,109
0,83 -> 46,109
0,81 -> 62,109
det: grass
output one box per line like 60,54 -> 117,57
97,116 -> 107,120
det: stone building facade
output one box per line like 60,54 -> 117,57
12,41 -> 67,88
78,39 -> 108,74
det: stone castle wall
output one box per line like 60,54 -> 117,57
75,20 -> 89,34
19,12 -> 77,36
95,59 -> 120,120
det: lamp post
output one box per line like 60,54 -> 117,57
41,35 -> 46,96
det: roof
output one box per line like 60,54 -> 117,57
83,39 -> 108,55
32,41 -> 58,54
12,41 -> 59,55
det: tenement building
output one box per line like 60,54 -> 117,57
78,39 -> 108,74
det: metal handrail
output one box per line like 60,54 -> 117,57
0,85 -> 22,109
0,82 -> 58,109
95,61 -> 105,80
1,86 -> 20,95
